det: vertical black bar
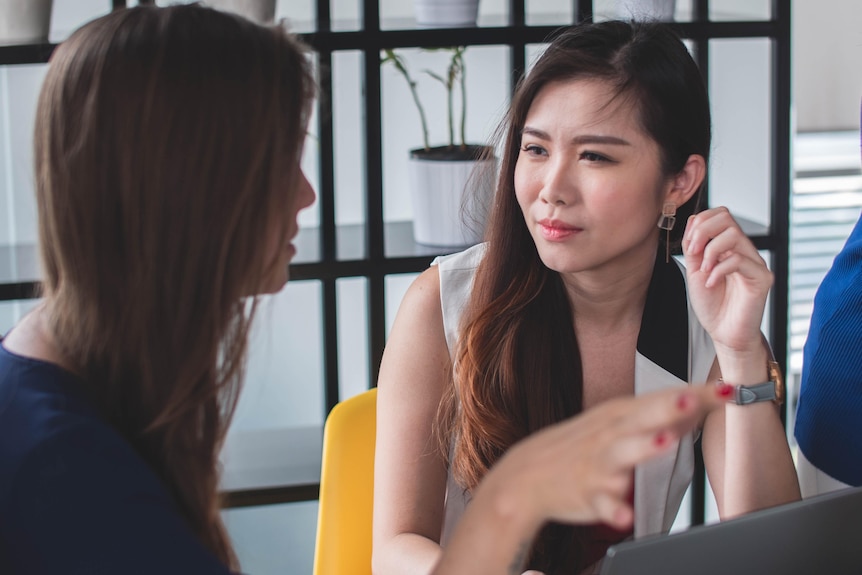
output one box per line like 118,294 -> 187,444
771,0 -> 792,428
322,280 -> 340,413
576,0 -> 593,23
317,2 -> 341,414
317,65 -> 336,262
689,0 -> 709,530
317,0 -> 331,31
694,0 -> 709,21
692,0 -> 710,208
510,0 -> 525,27
690,442 -> 707,526
362,0 -> 386,388
112,0 -> 127,10
509,0 -> 525,92
316,6 -> 336,263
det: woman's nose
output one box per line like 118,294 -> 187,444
538,159 -> 574,206
297,170 -> 316,211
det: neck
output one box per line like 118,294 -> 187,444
561,248 -> 658,333
2,301 -> 79,375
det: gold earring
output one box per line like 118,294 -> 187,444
657,203 -> 676,263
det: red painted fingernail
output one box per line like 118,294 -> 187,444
654,431 -> 669,447
717,383 -> 734,398
676,393 -> 692,410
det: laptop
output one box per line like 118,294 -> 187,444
600,485 -> 862,575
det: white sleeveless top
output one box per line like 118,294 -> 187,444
433,243 -> 716,544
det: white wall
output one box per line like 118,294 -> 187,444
793,0 -> 862,132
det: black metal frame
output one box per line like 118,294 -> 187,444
0,1 -> 792,524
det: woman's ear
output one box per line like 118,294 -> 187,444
665,154 -> 706,206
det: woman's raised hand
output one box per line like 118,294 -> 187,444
681,207 -> 772,355
433,385 -> 729,575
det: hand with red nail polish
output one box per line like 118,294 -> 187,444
443,384 -> 727,575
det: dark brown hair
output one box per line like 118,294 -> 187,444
438,20 -> 711,573
33,4 -> 314,568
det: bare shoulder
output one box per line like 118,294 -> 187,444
378,265 -> 449,395
389,265 -> 444,333
408,265 -> 441,304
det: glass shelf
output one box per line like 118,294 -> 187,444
0,217 -> 775,299
379,13 -> 511,31
220,425 -> 322,493
0,222 -> 462,297
291,220 -> 468,265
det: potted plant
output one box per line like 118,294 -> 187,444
615,0 -> 676,21
382,46 -> 496,247
0,0 -> 53,43
205,0 -> 276,24
413,0 -> 481,28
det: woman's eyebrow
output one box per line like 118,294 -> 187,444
521,126 -> 551,140
571,134 -> 631,146
521,126 -> 631,147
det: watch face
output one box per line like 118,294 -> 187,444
768,360 -> 784,405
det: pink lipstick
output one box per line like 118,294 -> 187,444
538,219 -> 581,241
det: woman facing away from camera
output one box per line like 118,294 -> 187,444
0,5 -> 736,575
373,20 -> 801,575
0,5 -> 317,573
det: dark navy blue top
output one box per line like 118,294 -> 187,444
794,210 -> 862,487
0,340 -> 234,574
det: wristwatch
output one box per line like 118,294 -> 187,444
730,360 -> 784,406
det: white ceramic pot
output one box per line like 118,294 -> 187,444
206,0 -> 276,24
414,0 -> 480,28
0,0 -> 53,43
408,147 -> 495,247
615,0 -> 676,21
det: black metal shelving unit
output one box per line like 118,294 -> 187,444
0,0 -> 791,526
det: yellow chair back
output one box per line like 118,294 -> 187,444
313,387 -> 377,575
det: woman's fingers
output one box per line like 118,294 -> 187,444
703,251 -> 773,290
683,207 -> 736,249
684,210 -> 761,270
514,385 -> 728,527
554,386 -> 724,480
591,491 -> 634,530
606,385 -> 723,439
588,389 -> 707,471
682,208 -> 772,302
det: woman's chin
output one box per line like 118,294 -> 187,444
260,270 -> 290,295
244,266 -> 290,297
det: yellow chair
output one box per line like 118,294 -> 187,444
313,387 -> 377,575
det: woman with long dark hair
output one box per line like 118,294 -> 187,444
374,20 -> 800,575
0,5 -> 315,572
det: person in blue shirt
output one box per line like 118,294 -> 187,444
0,5 -> 731,574
795,208 -> 862,494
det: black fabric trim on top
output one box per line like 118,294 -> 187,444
637,252 -> 689,382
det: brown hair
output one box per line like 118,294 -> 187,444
437,20 -> 711,573
33,4 -> 314,568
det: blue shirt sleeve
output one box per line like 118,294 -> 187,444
794,210 -> 862,486
1,419 -> 237,575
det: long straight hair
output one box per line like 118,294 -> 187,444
437,20 -> 711,573
33,5 -> 315,568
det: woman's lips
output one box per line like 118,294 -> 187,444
538,219 -> 582,241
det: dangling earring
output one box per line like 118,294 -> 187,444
657,202 -> 676,263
